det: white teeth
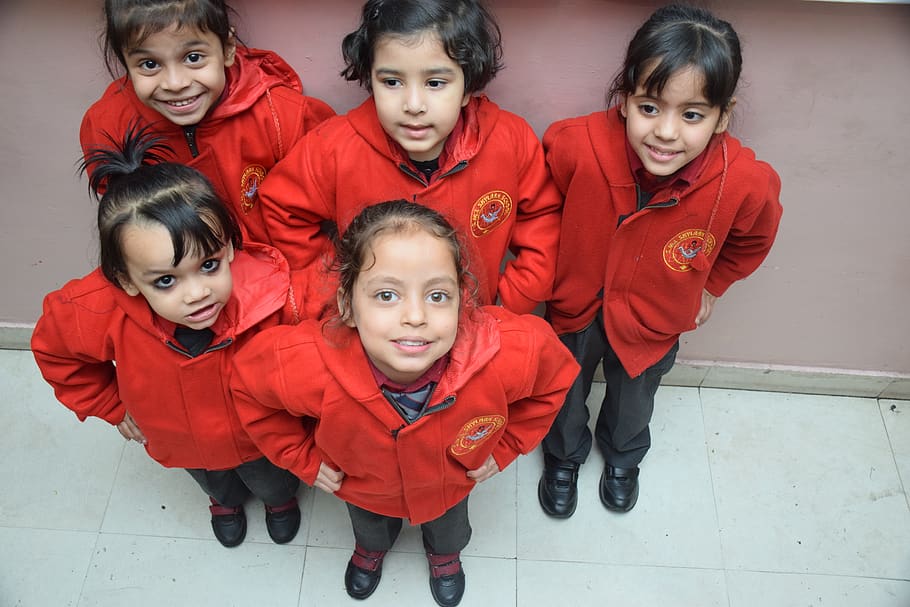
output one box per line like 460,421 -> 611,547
167,97 -> 197,107
397,340 -> 427,346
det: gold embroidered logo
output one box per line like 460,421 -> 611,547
662,229 -> 716,272
470,190 -> 512,237
450,415 -> 505,456
240,165 -> 267,213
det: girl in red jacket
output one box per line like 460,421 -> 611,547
80,0 -> 335,245
537,4 -> 783,518
32,126 -> 307,548
231,200 -> 579,606
257,0 -> 562,318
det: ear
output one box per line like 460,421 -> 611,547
619,94 -> 629,119
715,97 -> 736,134
337,288 -> 356,328
226,241 -> 235,264
223,29 -> 237,68
460,91 -> 471,108
120,276 -> 140,296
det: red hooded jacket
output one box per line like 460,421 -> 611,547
31,243 -> 307,470
230,306 -> 579,524
80,48 -> 335,245
544,108 -> 782,378
258,96 -> 562,316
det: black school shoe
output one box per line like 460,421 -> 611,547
265,497 -> 301,544
599,465 -> 640,512
426,551 -> 465,607
344,544 -> 386,600
208,498 -> 247,547
538,455 -> 580,518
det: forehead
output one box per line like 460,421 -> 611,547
128,22 -> 220,53
636,64 -> 708,101
121,222 -> 177,268
359,229 -> 457,278
372,31 -> 459,71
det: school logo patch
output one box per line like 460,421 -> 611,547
240,165 -> 267,213
470,190 -> 512,237
450,415 -> 506,456
662,229 -> 716,272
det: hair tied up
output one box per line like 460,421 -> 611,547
80,120 -> 173,199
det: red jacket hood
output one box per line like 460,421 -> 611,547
98,242 -> 294,344
316,304 -> 501,409
346,95 -> 499,173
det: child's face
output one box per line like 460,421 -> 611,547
370,32 -> 471,162
343,229 -> 460,385
119,222 -> 234,330
620,66 -> 731,179
124,24 -> 236,127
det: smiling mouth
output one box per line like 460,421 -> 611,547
647,145 -> 680,159
163,95 -> 201,108
395,339 -> 429,347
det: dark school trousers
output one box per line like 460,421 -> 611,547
347,496 -> 472,555
541,311 -> 678,469
186,456 -> 300,508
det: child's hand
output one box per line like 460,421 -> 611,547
467,455 -> 500,483
695,289 -> 718,327
116,412 -> 146,445
314,462 -> 345,494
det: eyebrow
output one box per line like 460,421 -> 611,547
374,66 -> 459,77
633,92 -> 713,107
126,38 -> 214,57
363,275 -> 458,289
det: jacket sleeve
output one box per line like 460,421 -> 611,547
258,125 -> 337,274
490,315 -> 579,470
267,86 -> 336,162
231,326 -> 324,485
30,291 -> 125,426
705,164 -> 783,297
496,120 -> 563,314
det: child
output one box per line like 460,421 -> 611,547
258,0 -> 562,318
538,4 -> 783,518
80,0 -> 335,245
31,125 -> 309,548
231,200 -> 579,606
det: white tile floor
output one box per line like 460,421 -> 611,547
2,347 -> 909,607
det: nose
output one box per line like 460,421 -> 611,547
161,66 -> 190,92
401,296 -> 427,326
183,278 -> 211,304
403,84 -> 427,115
654,113 -> 679,141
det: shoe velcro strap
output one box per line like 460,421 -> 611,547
427,553 -> 462,578
265,497 -> 299,514
352,547 -> 386,571
209,503 -> 242,516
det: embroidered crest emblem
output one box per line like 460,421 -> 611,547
470,190 -> 512,237
240,165 -> 267,214
662,229 -> 716,272
450,415 -> 506,456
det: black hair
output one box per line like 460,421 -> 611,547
341,0 -> 503,94
101,0 -> 238,79
333,200 -> 477,324
80,121 -> 241,289
607,3 -> 742,110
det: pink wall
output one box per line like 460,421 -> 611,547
1,0 -> 908,374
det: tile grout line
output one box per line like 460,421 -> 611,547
697,386 -> 734,607
876,398 -> 910,514
78,438 -> 129,605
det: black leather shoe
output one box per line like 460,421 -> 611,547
599,465 -> 640,512
209,499 -> 247,547
344,545 -> 386,600
427,552 -> 465,607
265,497 -> 301,544
538,456 -> 580,518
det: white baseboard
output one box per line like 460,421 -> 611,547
4,323 -> 908,400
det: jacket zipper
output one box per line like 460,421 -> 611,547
183,125 -> 199,158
